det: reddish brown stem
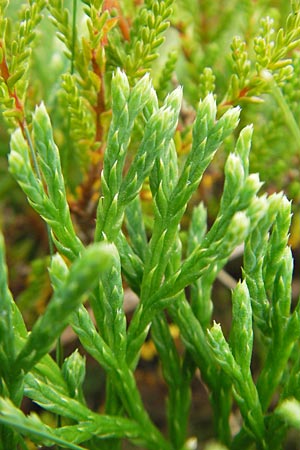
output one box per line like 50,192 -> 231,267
0,43 -> 26,134
219,86 -> 251,109
0,43 -> 10,81
103,0 -> 130,41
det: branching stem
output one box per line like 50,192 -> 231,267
271,78 -> 300,145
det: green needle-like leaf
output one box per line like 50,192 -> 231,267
230,281 -> 253,374
15,242 -> 116,373
0,397 -> 87,450
9,108 -> 84,261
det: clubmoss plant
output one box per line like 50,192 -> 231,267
0,2 -> 300,450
